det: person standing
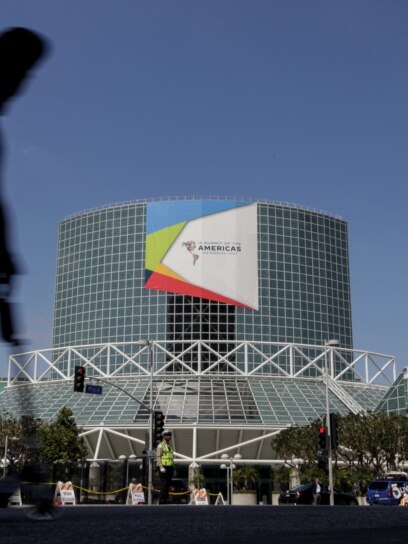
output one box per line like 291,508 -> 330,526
313,478 -> 322,505
156,429 -> 174,504
0,27 -> 48,344
0,27 -> 51,517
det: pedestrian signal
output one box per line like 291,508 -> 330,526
73,365 -> 86,392
153,411 -> 165,445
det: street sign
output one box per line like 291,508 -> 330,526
85,384 -> 103,395
142,450 -> 156,459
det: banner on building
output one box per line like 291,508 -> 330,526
145,200 -> 259,310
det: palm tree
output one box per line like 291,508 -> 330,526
233,466 -> 260,491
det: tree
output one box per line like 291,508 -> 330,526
0,411 -> 43,472
272,412 -> 408,493
39,407 -> 88,467
233,465 -> 260,491
271,419 -> 323,467
338,412 -> 408,477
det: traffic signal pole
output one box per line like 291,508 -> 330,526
72,341 -> 157,505
326,405 -> 334,506
148,343 -> 153,507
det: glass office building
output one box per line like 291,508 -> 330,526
0,196 -> 395,470
53,197 -> 353,352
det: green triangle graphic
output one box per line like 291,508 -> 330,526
145,221 -> 186,271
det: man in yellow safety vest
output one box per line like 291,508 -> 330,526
156,429 -> 174,504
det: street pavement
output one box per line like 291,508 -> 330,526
2,505 -> 408,544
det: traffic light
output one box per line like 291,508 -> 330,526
153,411 -> 165,445
329,413 -> 338,450
318,426 -> 327,453
73,365 -> 86,392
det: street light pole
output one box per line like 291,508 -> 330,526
127,339 -> 154,505
3,435 -> 8,477
146,341 -> 154,506
220,462 -> 230,504
221,453 -> 241,505
230,461 -> 234,504
325,338 -> 339,507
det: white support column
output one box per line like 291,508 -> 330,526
215,429 -> 220,453
198,342 -> 201,374
237,429 -> 243,455
94,428 -> 104,460
192,424 -> 197,463
256,431 -> 265,459
289,344 -> 294,376
329,346 -> 334,378
68,348 -> 71,381
365,353 -> 369,383
107,343 -> 111,376
7,357 -> 11,386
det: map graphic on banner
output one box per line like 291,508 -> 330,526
144,200 -> 258,310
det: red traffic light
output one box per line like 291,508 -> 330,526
318,425 -> 327,451
73,365 -> 86,392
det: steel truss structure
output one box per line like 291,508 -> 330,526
3,341 -> 396,465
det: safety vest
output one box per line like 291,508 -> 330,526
160,442 -> 174,466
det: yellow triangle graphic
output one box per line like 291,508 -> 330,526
155,263 -> 186,282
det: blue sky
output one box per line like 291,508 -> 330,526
1,0 -> 407,376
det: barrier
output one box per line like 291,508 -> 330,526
54,481 -> 76,506
214,492 -> 225,505
126,482 -> 145,505
191,488 -> 209,505
8,488 -> 22,506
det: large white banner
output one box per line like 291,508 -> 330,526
145,201 -> 259,310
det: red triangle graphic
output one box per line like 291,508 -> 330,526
145,271 -> 252,309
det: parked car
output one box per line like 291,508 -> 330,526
366,478 -> 408,506
278,483 -> 358,505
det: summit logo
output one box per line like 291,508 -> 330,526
182,240 -> 200,266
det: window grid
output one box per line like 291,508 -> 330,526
53,200 -> 353,363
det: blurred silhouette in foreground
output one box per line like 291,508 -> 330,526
0,27 -> 48,345
0,27 -> 58,519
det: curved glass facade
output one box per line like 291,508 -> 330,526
53,197 -> 353,359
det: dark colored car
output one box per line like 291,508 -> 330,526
366,479 -> 408,506
278,483 -> 358,505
